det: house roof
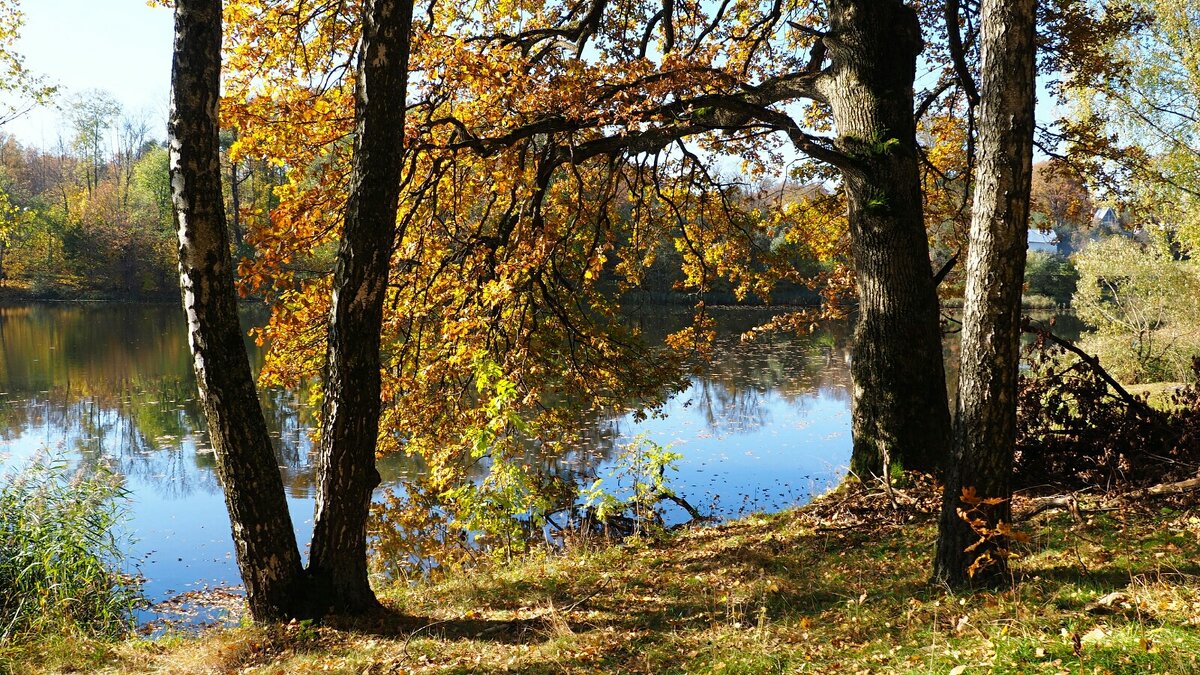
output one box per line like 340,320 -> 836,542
1027,229 -> 1058,245
1094,206 -> 1118,224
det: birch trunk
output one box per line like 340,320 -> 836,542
169,0 -> 308,620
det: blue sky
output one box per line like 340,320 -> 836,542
4,0 -> 174,145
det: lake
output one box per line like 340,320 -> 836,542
0,302 -> 854,623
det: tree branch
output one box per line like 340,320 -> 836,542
1022,318 -> 1161,420
933,249 -> 959,287
945,0 -> 980,105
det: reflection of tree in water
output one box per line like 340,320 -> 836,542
0,304 -> 311,498
553,416 -> 624,488
652,323 -> 851,438
558,319 -> 853,480
261,384 -> 319,497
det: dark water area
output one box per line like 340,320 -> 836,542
0,302 -> 856,622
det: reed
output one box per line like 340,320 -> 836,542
0,454 -> 141,642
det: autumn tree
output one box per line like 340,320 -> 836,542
224,0 -> 955,497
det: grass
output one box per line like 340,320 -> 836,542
1125,381 -> 1192,411
1021,294 -> 1063,310
8,478 -> 1200,674
0,455 -> 141,651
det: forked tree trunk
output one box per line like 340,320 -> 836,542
933,0 -> 1037,587
824,0 -> 952,478
168,0 -> 308,620
307,0 -> 414,614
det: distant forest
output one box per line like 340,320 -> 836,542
0,91 -> 286,299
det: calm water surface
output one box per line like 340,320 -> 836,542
0,302 -> 853,619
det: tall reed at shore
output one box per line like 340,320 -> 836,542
0,453 -> 142,641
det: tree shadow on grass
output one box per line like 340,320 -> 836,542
315,604 -> 673,674
320,604 -> 593,644
1020,562 -> 1200,606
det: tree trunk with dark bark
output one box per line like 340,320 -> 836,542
824,0 -> 952,478
168,0 -> 308,621
230,154 -> 244,249
933,0 -> 1037,587
307,0 -> 413,614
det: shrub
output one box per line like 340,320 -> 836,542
581,434 -> 684,531
1024,250 -> 1078,306
0,455 -> 141,641
1072,235 -> 1200,384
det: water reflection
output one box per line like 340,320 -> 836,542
0,304 -> 314,497
0,303 -> 855,604
575,318 -> 854,520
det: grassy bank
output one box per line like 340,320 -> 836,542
7,477 -> 1200,674
0,281 -> 178,303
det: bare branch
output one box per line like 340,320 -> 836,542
945,0 -> 980,105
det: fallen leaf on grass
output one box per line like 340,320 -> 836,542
1084,592 -> 1132,615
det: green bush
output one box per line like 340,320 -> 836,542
1024,250 -> 1078,306
0,455 -> 141,641
1073,235 -> 1200,384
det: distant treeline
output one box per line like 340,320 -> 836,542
0,92 -> 286,300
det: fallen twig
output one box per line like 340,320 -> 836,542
1123,476 -> 1200,499
1016,495 -> 1083,523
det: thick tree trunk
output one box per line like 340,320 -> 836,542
824,0 -> 951,478
933,0 -> 1037,587
168,0 -> 308,620
307,0 -> 413,614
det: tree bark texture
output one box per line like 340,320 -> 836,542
308,0 -> 414,614
168,0 -> 308,621
933,0 -> 1037,587
823,0 -> 952,478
